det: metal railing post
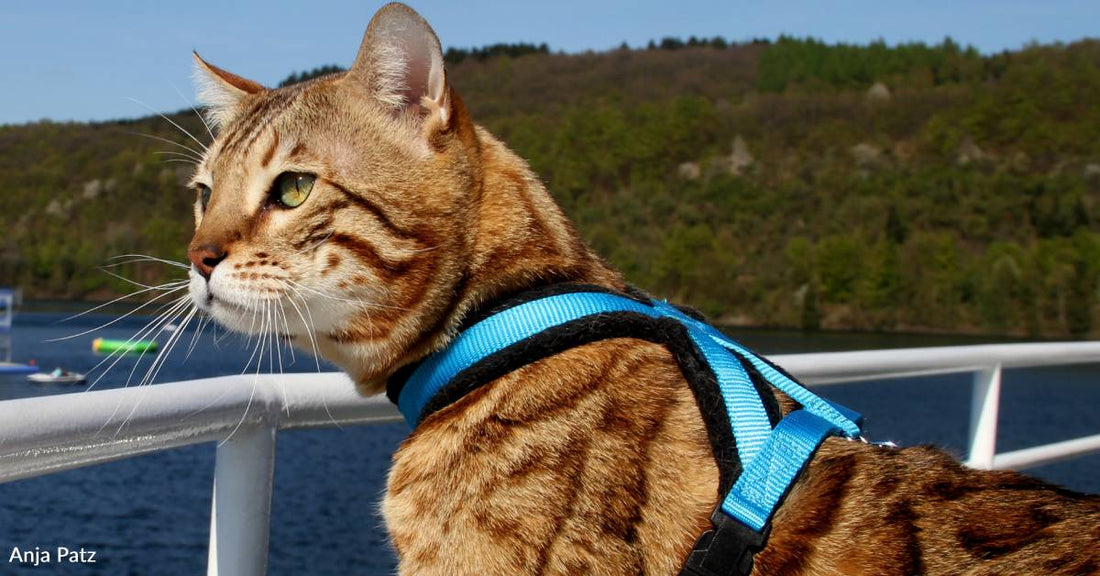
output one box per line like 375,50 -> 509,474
966,365 -> 1002,469
207,425 -> 277,576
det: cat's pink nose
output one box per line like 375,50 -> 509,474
188,244 -> 227,280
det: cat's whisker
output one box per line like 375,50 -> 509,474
49,284 -> 189,342
117,297 -> 191,389
271,296 -> 290,364
93,295 -> 193,437
357,300 -> 413,312
59,280 -> 187,324
151,299 -> 202,384
275,298 -> 295,365
139,304 -> 198,390
271,301 -> 291,419
161,158 -> 200,167
184,313 -> 210,361
153,150 -> 204,164
177,316 -> 244,421
240,299 -> 267,376
273,301 -> 297,420
284,278 -> 409,313
125,96 -> 210,154
124,130 -> 205,160
363,304 -> 375,343
259,300 -> 270,376
143,306 -> 199,385
241,294 -> 262,352
279,282 -> 322,371
119,297 -> 192,395
302,280 -> 412,313
82,294 -> 193,392
221,365 -> 260,447
222,298 -> 271,446
107,254 -> 191,270
266,301 -> 276,376
212,320 -> 229,349
96,268 -> 187,291
280,285 -> 341,430
169,81 -> 216,142
117,305 -> 198,436
283,279 -> 361,304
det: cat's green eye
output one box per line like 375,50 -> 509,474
275,172 -> 315,208
198,185 -> 212,210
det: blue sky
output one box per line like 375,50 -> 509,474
1,0 -> 1097,125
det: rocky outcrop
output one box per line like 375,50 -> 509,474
866,82 -> 891,102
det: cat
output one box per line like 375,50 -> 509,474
185,3 -> 1100,575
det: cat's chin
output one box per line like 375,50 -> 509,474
189,275 -> 268,335
204,298 -> 256,333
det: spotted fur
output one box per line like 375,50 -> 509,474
187,3 -> 1100,574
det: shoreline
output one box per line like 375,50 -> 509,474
10,299 -> 1054,346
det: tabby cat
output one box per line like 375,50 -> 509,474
186,3 -> 1100,574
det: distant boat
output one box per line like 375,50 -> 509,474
92,338 -> 159,355
27,367 -> 86,385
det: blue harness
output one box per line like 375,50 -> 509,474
387,286 -> 864,576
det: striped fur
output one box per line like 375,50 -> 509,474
187,3 -> 1100,575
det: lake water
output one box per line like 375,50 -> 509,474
1,311 -> 1098,575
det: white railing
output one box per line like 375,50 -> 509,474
1,342 -> 1099,575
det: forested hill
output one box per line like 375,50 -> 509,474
3,37 -> 1100,337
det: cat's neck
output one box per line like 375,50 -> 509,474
329,120 -> 624,392
461,127 -> 625,309
388,126 -> 625,375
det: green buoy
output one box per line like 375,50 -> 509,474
92,338 -> 159,354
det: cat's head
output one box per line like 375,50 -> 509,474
186,3 -> 479,392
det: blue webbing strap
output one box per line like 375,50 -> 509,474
400,290 -> 864,550
652,301 -> 862,438
677,326 -> 773,463
398,292 -> 658,424
720,410 -> 839,531
398,292 -> 773,466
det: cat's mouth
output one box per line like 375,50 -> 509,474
199,290 -> 292,337
205,289 -> 277,316
189,270 -> 319,341
207,293 -> 246,313
191,272 -> 264,319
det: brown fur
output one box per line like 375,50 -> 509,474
187,4 -> 1100,574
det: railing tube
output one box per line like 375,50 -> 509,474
207,425 -> 277,576
966,365 -> 1002,469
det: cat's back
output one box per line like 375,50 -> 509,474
383,337 -> 721,576
383,335 -> 1100,576
760,438 -> 1100,575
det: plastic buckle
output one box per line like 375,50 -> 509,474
679,508 -> 770,576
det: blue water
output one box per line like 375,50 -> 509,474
0,312 -> 1097,575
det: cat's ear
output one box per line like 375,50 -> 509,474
192,52 -> 266,129
349,3 -> 450,128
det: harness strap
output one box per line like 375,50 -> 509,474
678,320 -> 774,467
721,410 -> 839,531
392,288 -> 864,576
653,301 -> 862,437
397,292 -> 658,424
398,293 -> 774,468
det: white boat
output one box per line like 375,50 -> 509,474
27,368 -> 86,385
